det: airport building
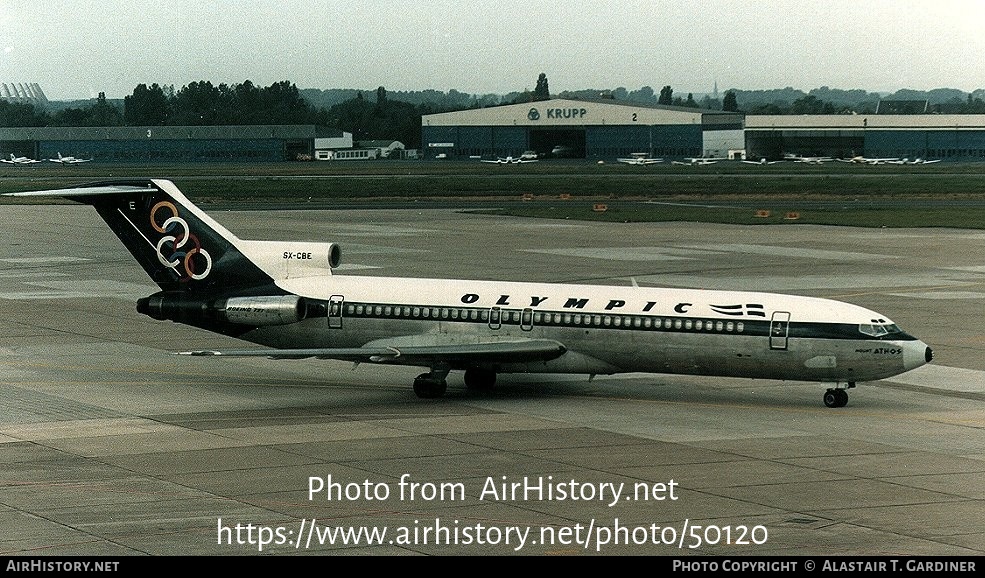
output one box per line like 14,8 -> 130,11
0,125 -> 335,162
746,114 -> 985,161
420,98 -> 745,160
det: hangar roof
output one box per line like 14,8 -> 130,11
0,125 -> 334,141
746,114 -> 985,130
422,98 -> 740,127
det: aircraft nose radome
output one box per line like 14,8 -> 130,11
903,340 -> 932,372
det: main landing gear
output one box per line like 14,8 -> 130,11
823,382 -> 855,408
413,369 -> 448,399
412,368 -> 498,398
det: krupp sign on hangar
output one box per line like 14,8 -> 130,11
422,98 -> 709,127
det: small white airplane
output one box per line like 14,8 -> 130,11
617,153 -> 663,165
49,152 -> 93,164
741,158 -> 783,165
4,179 -> 933,407
837,156 -> 900,165
783,154 -> 832,164
893,158 -> 942,165
1,153 -> 42,165
672,157 -> 724,166
480,156 -> 538,164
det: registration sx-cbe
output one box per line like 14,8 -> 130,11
308,475 -> 679,507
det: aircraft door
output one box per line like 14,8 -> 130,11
769,311 -> 790,350
488,307 -> 502,330
521,308 -> 534,331
328,295 -> 344,329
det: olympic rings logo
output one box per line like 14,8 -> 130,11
150,201 -> 213,281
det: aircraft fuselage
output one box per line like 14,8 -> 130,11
222,274 -> 930,384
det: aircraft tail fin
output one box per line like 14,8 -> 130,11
5,179 -> 273,292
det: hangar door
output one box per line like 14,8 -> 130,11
530,129 -> 585,158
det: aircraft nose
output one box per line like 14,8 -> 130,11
903,340 -> 932,371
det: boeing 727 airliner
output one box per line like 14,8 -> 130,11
5,180 -> 933,406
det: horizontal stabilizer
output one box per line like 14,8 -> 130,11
4,184 -> 155,198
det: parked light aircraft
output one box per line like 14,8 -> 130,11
783,154 -> 832,164
480,156 -> 538,164
1,153 -> 41,165
4,179 -> 933,407
741,158 -> 782,165
837,156 -> 900,165
617,153 -> 663,165
49,152 -> 92,164
672,157 -> 723,166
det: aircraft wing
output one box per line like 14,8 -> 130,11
181,338 -> 567,366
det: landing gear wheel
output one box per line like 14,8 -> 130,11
413,373 -> 448,399
464,369 -> 497,391
823,388 -> 849,408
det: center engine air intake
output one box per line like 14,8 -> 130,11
137,293 -> 308,326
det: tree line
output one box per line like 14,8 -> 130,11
0,80 -> 439,148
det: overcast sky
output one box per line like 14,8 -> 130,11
2,0 -> 984,100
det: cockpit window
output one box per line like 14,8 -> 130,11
859,322 -> 902,337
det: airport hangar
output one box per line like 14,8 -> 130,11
745,114 -> 985,161
0,125 -> 346,162
420,97 -> 746,160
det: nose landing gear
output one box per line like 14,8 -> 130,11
823,382 -> 855,408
